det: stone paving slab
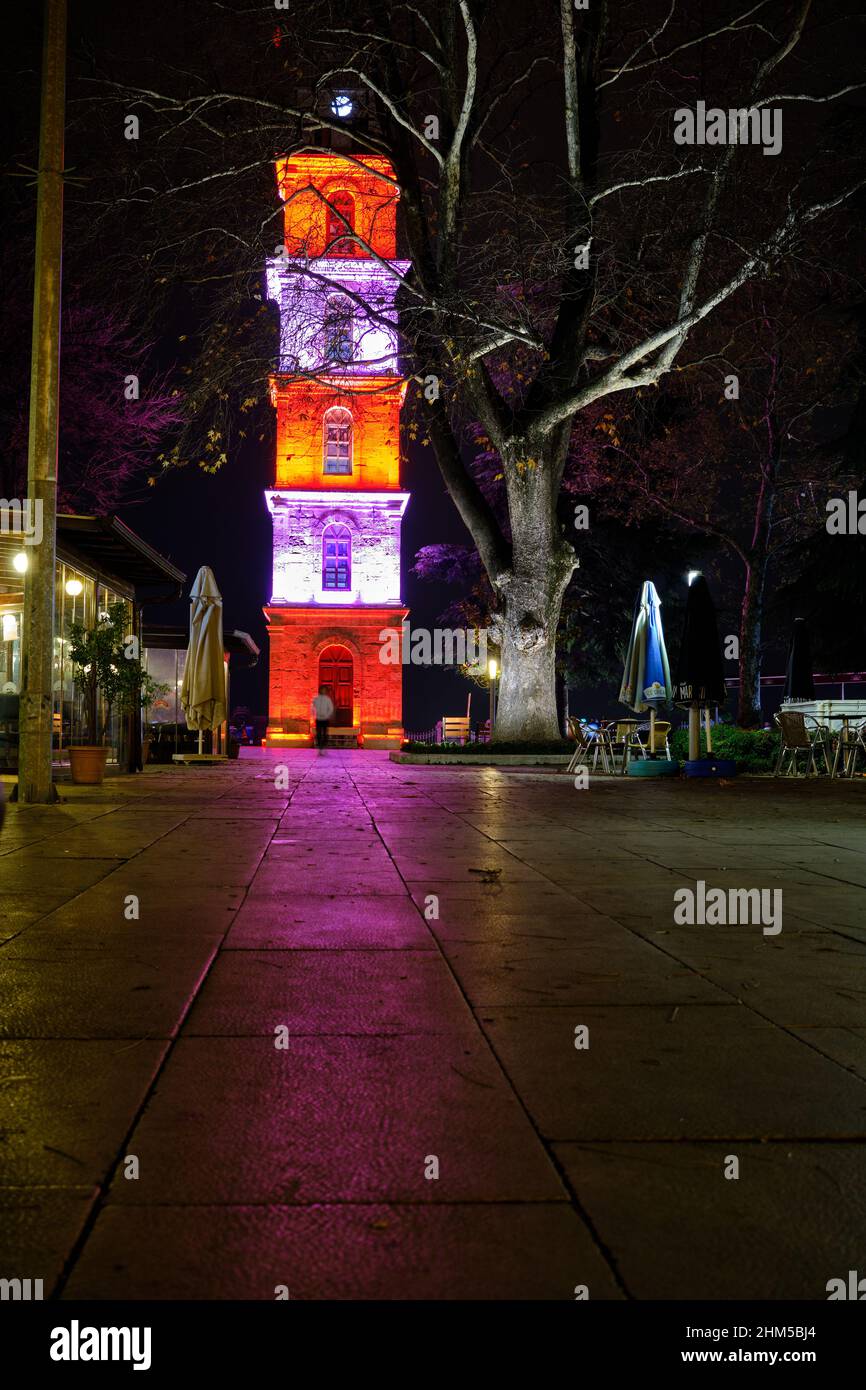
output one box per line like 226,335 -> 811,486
7,883 -> 242,946
183,950 -> 472,1035
421,901 -> 623,942
407,880 -> 578,908
25,816 -> 191,859
437,935 -> 730,1007
0,943 -> 221,1039
0,856 -> 124,895
0,891 -> 72,937
481,1003 -> 866,1141
106,1034 -> 565,1206
554,1141 -> 866,1300
63,1202 -> 622,1301
0,1188 -> 97,1293
249,865 -> 408,897
790,1027 -> 866,1081
223,894 -> 432,950
0,1039 -> 167,1187
615,931 -> 866,1028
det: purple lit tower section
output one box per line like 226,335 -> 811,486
263,151 -> 410,748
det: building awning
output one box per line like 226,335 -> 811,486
143,624 -> 260,668
57,515 -> 186,595
724,673 -> 866,688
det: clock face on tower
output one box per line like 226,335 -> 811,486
263,152 -> 410,750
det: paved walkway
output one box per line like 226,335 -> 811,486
2,750 -> 866,1300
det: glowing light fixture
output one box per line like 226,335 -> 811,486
65,578 -> 84,597
488,658 -> 498,680
687,570 -> 700,585
331,93 -> 353,118
12,552 -> 28,574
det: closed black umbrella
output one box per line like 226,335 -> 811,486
784,619 -> 814,702
674,573 -> 726,760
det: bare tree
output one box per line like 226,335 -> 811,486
612,280 -> 862,723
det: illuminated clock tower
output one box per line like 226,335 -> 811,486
263,151 -> 410,748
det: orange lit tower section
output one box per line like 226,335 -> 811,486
264,152 -> 410,747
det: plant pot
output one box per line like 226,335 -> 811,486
141,738 -> 151,766
69,746 -> 108,785
627,757 -> 680,777
684,757 -> 738,779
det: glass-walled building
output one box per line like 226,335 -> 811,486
141,623 -> 260,759
0,514 -> 185,776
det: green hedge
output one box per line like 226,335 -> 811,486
405,728 -> 781,771
669,724 -> 780,773
403,739 -> 572,755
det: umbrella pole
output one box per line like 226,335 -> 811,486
704,707 -> 713,754
688,705 -> 700,761
198,729 -> 203,756
649,707 -> 656,758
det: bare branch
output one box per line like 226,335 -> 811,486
599,2 -> 775,89
588,165 -> 711,208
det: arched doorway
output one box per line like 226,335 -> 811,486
318,645 -> 353,727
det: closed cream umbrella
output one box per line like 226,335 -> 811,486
180,566 -> 227,756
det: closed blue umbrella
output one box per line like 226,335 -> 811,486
619,580 -> 672,755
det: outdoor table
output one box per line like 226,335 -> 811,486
607,717 -> 643,774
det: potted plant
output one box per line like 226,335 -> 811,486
68,602 -> 163,785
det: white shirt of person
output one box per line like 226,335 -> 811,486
312,693 -> 335,721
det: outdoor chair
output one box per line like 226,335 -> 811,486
773,710 -> 832,776
441,716 -> 470,745
567,716 -> 599,773
567,717 -> 612,772
834,717 -> 866,779
645,719 -> 672,757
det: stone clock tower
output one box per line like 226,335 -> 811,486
263,150 -> 410,748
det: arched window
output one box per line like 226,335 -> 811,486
325,191 -> 355,255
323,295 -> 354,365
322,524 -> 351,591
323,407 -> 353,475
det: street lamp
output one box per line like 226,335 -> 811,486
488,657 -> 498,733
65,576 -> 83,632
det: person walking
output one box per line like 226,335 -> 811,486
312,685 -> 335,754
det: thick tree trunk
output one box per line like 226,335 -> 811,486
492,467 -> 575,743
738,554 -> 768,727
495,605 -> 561,741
